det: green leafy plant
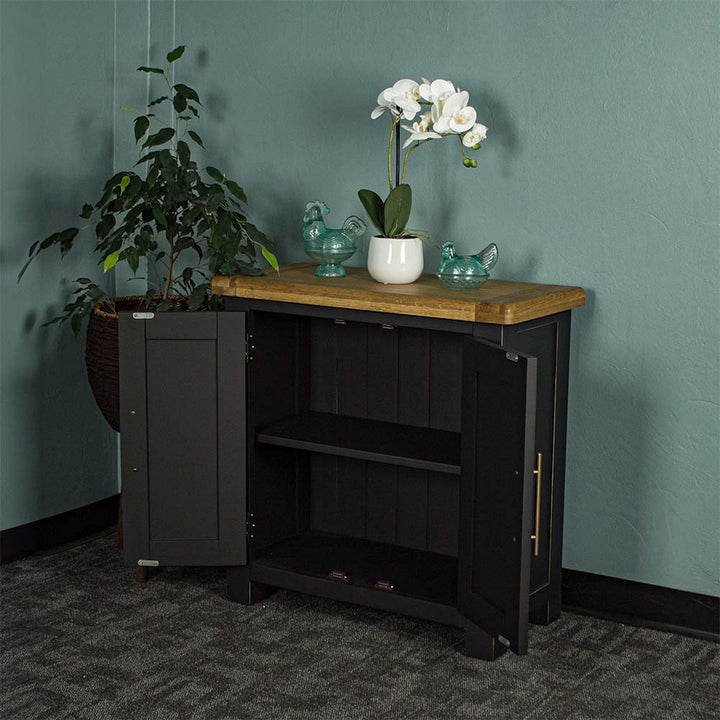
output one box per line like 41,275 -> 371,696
18,45 -> 278,334
358,184 -> 412,238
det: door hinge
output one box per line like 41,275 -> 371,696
247,512 -> 255,539
132,312 -> 154,320
245,333 -> 254,363
137,559 -> 159,567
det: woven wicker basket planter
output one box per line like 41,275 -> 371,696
85,296 -> 185,432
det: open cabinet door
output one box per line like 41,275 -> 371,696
458,337 -> 537,655
119,312 -> 247,568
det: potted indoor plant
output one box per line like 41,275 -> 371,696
18,46 -> 277,431
359,77 -> 488,284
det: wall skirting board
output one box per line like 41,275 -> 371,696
0,495 -> 120,565
562,570 -> 719,643
1,496 -> 717,643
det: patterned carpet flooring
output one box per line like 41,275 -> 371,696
0,534 -> 718,720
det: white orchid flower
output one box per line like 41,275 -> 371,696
401,122 -> 442,148
462,122 -> 489,147
419,78 -> 456,105
433,91 -> 472,133
371,78 -> 421,121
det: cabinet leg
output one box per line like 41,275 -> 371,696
464,621 -> 507,661
227,566 -> 276,605
135,565 -> 150,583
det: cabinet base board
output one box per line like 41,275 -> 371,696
562,569 -> 719,642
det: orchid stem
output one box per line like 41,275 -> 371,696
387,115 -> 400,193
401,139 -> 432,184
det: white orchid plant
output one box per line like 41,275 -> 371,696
359,77 -> 488,239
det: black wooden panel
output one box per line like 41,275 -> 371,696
396,467 -> 428,550
427,472 -> 460,557
309,318 -> 337,413
146,339 -> 218,541
217,312 -> 247,564
119,314 -> 149,566
257,412 -> 460,473
365,324 -> 399,543
336,322 -> 368,537
458,337 -> 536,655
145,312 -> 217,339
505,321 -> 556,592
429,331 -> 463,432
398,327 -> 430,427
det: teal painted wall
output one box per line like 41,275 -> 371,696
2,1 -> 717,598
0,1 -> 119,530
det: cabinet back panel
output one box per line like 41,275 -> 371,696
256,314 -> 463,556
146,340 -> 218,541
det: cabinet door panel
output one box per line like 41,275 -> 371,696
458,337 -> 537,655
120,311 -> 247,567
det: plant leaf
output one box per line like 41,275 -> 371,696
80,203 -> 93,219
173,83 -> 200,104
382,184 -> 412,238
188,130 -> 204,148
148,95 -> 169,107
177,140 -> 190,167
142,127 -> 175,148
206,166 -> 225,184
134,115 -> 150,142
226,180 -> 247,204
119,175 -> 130,195
103,250 -> 120,272
137,66 -> 164,74
358,189 -> 385,235
172,93 -> 187,113
261,246 -> 279,272
152,206 -> 168,228
166,45 -> 185,63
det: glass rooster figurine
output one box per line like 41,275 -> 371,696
437,241 -> 499,289
302,201 -> 366,277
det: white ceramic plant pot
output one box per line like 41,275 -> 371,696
367,236 -> 424,284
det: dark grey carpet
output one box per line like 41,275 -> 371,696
1,534 -> 718,720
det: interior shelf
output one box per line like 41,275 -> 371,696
251,532 -> 458,608
256,411 -> 461,474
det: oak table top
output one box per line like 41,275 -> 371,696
211,263 -> 585,325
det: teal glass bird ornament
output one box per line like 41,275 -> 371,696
437,241 -> 498,289
302,201 -> 366,278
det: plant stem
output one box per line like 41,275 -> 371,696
401,139 -> 432,184
387,115 -> 400,193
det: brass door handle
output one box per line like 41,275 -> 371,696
530,452 -> 542,557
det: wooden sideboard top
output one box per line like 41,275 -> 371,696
212,263 -> 586,325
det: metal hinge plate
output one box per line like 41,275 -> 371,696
245,333 -> 254,363
133,312 -> 154,320
137,559 -> 159,567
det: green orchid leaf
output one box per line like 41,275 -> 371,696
166,45 -> 185,63
134,115 -> 150,142
383,184 -> 412,238
103,250 -> 120,272
358,189 -> 386,235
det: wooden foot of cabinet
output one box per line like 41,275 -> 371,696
464,620 -> 508,661
227,566 -> 276,605
136,565 -> 150,583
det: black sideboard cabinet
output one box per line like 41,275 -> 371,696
119,264 -> 585,660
